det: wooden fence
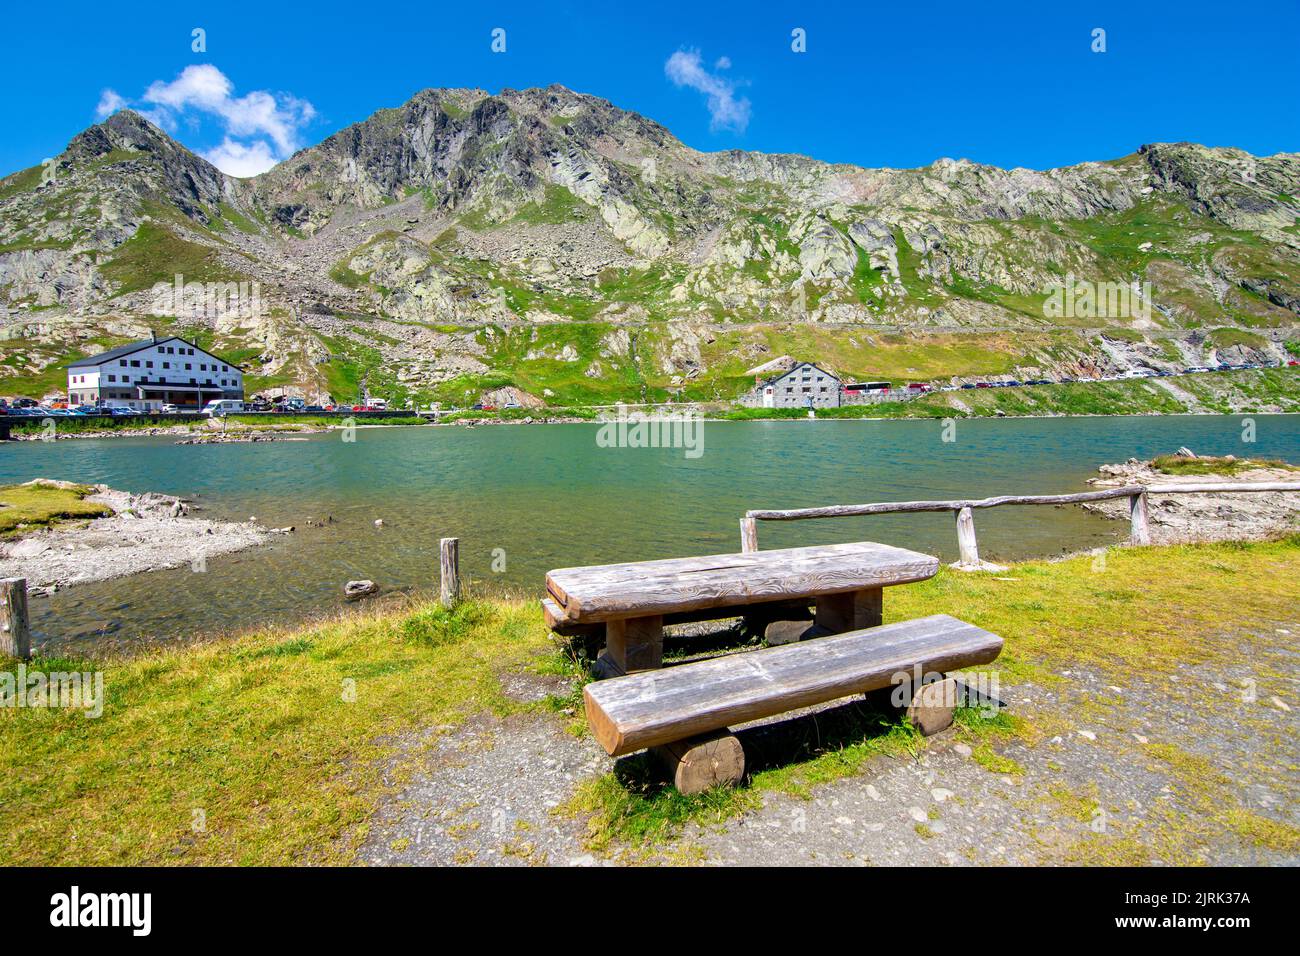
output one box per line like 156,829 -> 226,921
739,482 -> 1300,567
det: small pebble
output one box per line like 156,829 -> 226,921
931,788 -> 954,803
907,806 -> 928,823
1077,730 -> 1097,741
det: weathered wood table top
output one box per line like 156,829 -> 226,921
546,541 -> 939,625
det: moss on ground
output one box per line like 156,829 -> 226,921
0,482 -> 111,537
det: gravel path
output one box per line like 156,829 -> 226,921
357,613 -> 1298,866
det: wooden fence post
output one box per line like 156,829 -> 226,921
1129,492 -> 1151,546
1,577 -> 30,661
439,538 -> 461,608
740,516 -> 758,553
955,506 -> 980,567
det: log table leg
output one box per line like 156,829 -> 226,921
814,587 -> 883,633
596,615 -> 663,678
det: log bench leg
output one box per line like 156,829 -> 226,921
652,730 -> 745,795
596,615 -> 663,678
868,674 -> 960,736
814,587 -> 883,633
905,676 -> 960,736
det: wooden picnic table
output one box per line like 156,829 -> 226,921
545,541 -> 939,676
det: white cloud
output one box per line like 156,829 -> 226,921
203,138 -> 280,178
665,49 -> 751,133
142,65 -> 315,157
95,89 -> 127,119
94,65 -> 316,176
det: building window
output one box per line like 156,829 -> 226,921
120,360 -> 127,367
146,361 -> 153,368
130,360 -> 140,367
108,375 -> 116,382
222,365 -> 228,371
185,363 -> 192,370
162,362 -> 170,369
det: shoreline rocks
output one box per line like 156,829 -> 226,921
0,481 -> 272,595
1085,453 -> 1300,544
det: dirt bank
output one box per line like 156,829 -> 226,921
0,479 -> 271,595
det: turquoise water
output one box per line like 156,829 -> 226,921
3,414 -> 1298,653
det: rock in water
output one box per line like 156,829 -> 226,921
344,580 -> 379,601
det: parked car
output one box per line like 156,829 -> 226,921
202,399 -> 245,417
1289,360 -> 1299,367
160,403 -> 181,413
109,406 -> 140,416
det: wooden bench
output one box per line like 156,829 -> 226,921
584,614 -> 1003,793
545,541 -> 939,675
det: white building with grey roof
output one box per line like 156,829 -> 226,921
66,333 -> 244,410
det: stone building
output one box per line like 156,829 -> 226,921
743,361 -> 842,409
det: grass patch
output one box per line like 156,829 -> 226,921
0,482 -> 111,537
100,221 -> 244,295
0,598 -> 554,865
1152,454 -> 1298,476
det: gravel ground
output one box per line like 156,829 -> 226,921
357,614 -> 1298,866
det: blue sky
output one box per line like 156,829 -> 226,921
1,0 -> 1296,177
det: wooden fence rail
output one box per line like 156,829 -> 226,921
741,482 -> 1300,566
